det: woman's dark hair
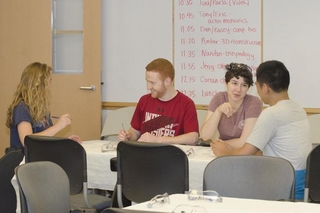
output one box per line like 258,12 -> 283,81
225,63 -> 253,87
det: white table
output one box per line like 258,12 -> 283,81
126,194 -> 320,213
82,140 -> 215,192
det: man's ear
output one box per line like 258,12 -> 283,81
164,77 -> 172,85
262,83 -> 270,94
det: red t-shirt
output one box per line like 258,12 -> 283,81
131,91 -> 199,137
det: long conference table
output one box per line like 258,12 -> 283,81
82,140 -> 216,192
126,194 -> 320,213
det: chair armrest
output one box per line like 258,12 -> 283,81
101,134 -> 118,140
110,157 -> 118,172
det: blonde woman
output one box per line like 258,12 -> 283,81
6,62 -> 81,151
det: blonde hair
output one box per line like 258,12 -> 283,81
6,62 -> 52,128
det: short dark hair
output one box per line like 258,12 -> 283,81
256,60 -> 290,92
225,63 -> 253,87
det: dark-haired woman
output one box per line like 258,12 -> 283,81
200,63 -> 262,148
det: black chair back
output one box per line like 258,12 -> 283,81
116,141 -> 189,207
25,135 -> 85,194
24,135 -> 111,212
305,144 -> 320,202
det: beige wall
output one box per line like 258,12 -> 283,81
0,0 -> 52,156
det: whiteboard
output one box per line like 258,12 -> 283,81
102,0 -> 173,103
173,0 -> 261,105
263,0 -> 320,108
102,0 -> 320,109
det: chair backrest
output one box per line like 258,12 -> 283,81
0,150 -> 24,213
25,135 -> 111,211
24,135 -> 86,195
116,141 -> 189,207
101,106 -> 136,140
197,109 -> 220,140
15,161 -> 71,213
308,114 -> 320,148
304,144 -> 320,202
203,155 -> 295,201
196,109 -> 207,129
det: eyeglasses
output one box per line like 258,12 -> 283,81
172,204 -> 207,213
226,63 -> 252,73
101,142 -> 117,152
147,192 -> 170,208
187,190 -> 223,203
